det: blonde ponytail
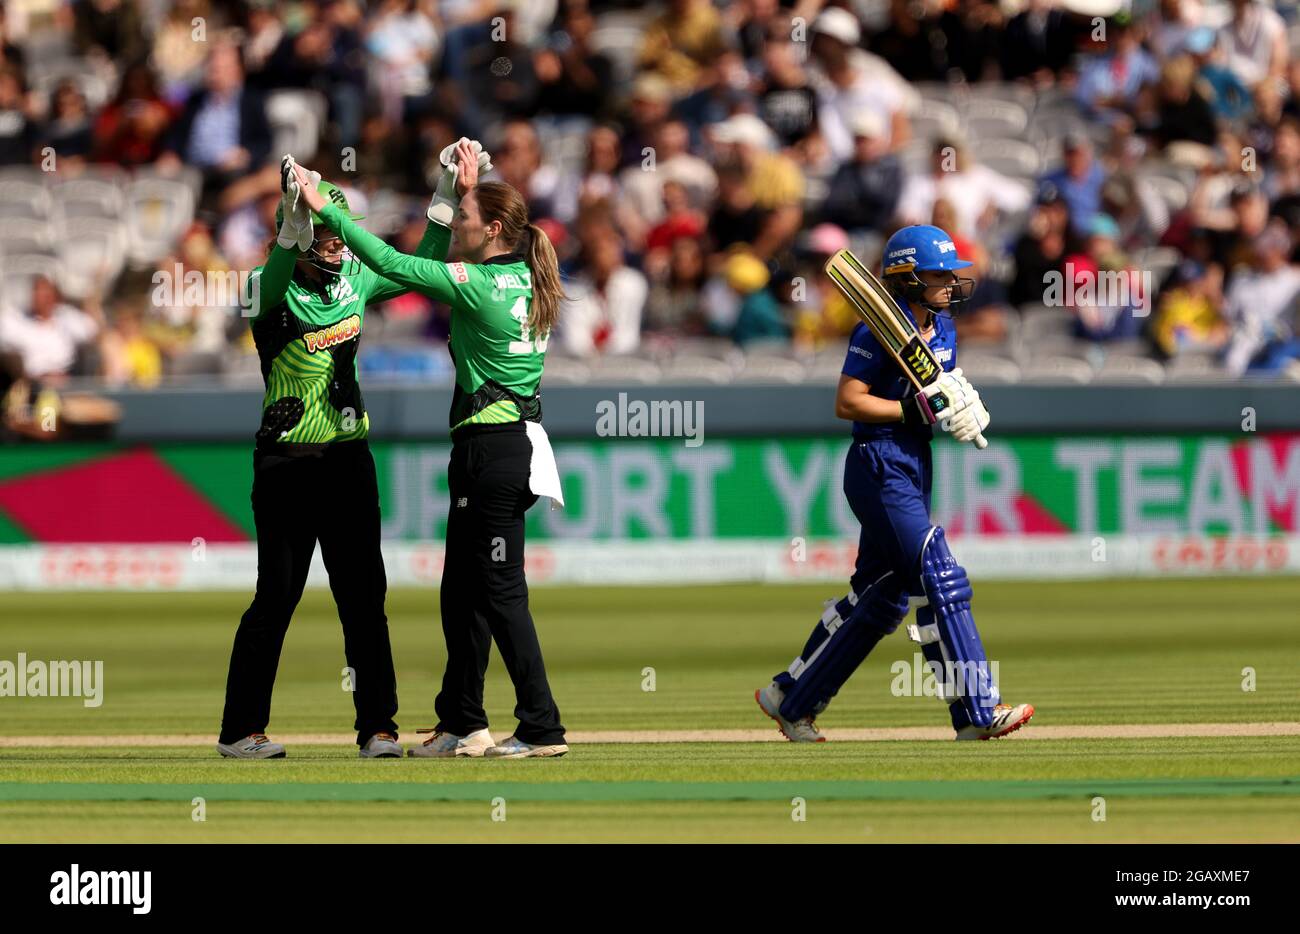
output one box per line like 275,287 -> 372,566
526,224 -> 562,338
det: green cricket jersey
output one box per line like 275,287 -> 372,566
245,220 -> 441,451
318,203 -> 548,432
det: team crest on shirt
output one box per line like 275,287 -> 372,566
327,275 -> 359,306
303,313 -> 361,352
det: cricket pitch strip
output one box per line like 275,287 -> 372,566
3,722 -> 1298,748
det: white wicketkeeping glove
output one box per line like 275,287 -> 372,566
440,137 -> 493,175
426,137 -> 493,226
278,154 -> 319,251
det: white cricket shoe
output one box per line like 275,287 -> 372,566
217,733 -> 286,759
359,732 -> 403,758
955,703 -> 1035,741
483,735 -> 568,758
755,683 -> 825,743
407,728 -> 495,758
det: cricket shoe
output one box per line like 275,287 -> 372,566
954,703 -> 1035,741
359,732 -> 402,758
407,728 -> 495,758
217,733 -> 286,759
483,736 -> 569,758
755,682 -> 825,743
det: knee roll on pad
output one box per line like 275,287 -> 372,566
907,527 -> 1000,730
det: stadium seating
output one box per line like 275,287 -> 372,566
0,2 -> 1287,390
125,176 -> 198,268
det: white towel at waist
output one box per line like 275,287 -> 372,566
524,420 -> 564,508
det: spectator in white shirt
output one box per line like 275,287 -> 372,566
1220,0 -> 1288,88
808,6 -> 916,163
0,276 -> 101,385
366,0 -> 439,123
562,225 -> 647,356
619,119 -> 718,230
1150,0 -> 1207,60
1223,223 -> 1300,374
896,138 -> 1032,237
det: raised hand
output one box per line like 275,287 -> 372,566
277,155 -> 315,251
427,137 -> 491,226
290,162 -> 327,215
454,138 -> 478,196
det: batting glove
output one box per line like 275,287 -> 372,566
944,393 -> 991,443
902,368 -> 977,425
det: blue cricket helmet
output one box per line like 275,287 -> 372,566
880,224 -> 974,317
882,224 -> 973,276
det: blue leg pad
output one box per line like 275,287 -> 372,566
908,527 -> 1000,730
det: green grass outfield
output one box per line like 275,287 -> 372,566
1,579 -> 1298,842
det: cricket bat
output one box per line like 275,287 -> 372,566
824,248 -> 987,450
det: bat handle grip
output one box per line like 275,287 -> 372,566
972,433 -> 989,450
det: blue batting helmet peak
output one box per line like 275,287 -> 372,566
881,225 -> 973,276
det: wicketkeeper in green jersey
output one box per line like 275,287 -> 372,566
293,140 -> 569,758
216,152 -> 461,760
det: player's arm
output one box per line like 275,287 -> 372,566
246,242 -> 298,319
362,137 -> 485,302
298,140 -> 484,306
834,376 -> 906,423
362,221 -> 451,305
316,202 -> 465,305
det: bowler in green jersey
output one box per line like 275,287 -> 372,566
295,141 -> 569,758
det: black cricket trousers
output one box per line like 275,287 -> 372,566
434,423 -> 565,745
219,439 -> 399,746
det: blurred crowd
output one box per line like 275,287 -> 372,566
2,0 -> 1300,397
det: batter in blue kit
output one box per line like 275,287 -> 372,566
756,225 -> 1035,742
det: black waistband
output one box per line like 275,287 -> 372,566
451,421 -> 528,441
254,438 -> 370,458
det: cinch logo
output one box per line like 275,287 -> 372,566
935,240 -> 956,253
303,314 -> 361,353
50,865 -> 151,915
933,347 -> 953,363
